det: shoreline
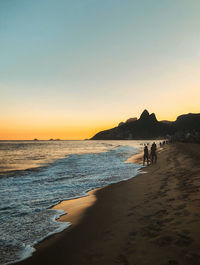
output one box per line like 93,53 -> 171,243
52,148 -> 144,226
13,146 -> 148,264
13,146 -> 152,264
15,143 -> 200,265
52,144 -> 167,227
12,147 -> 144,264
8,148 -> 143,265
52,188 -> 100,226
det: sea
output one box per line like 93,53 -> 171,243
0,140 -> 153,265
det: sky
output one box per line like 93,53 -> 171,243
0,0 -> 200,140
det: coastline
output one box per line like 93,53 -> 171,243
15,143 -> 200,265
52,148 -> 144,226
11,147 -> 144,265
52,188 -> 100,226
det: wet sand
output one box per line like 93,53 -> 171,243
52,188 -> 99,225
15,143 -> 200,265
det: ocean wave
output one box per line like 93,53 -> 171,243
0,141 -> 143,265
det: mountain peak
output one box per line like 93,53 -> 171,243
91,110 -> 200,140
149,113 -> 157,122
139,109 -> 150,120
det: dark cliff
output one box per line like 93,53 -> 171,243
91,110 -> 200,140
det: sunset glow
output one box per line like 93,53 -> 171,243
1,0 -> 200,140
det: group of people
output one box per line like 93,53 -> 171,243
159,140 -> 168,147
143,142 -> 157,166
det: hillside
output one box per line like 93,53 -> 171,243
91,110 -> 200,140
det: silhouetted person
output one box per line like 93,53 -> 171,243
150,142 -> 157,164
143,145 -> 149,166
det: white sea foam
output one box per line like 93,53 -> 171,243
0,140 -> 157,265
4,210 -> 71,265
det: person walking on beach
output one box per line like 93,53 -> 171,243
143,145 -> 149,166
150,142 -> 157,164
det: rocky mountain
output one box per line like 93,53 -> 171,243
91,110 -> 200,140
118,117 -> 137,127
174,113 -> 200,131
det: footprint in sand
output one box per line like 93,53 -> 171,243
167,197 -> 175,202
174,210 -> 190,217
118,254 -> 129,265
129,231 -> 137,237
155,235 -> 174,246
141,226 -> 160,238
155,209 -> 168,217
175,233 -> 192,246
185,253 -> 200,265
162,217 -> 174,223
174,204 -> 186,210
127,212 -> 134,217
164,260 -> 179,265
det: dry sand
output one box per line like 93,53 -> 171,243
15,143 -> 200,265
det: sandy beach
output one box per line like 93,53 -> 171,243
15,143 -> 200,265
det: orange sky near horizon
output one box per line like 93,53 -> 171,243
0,124 -> 113,140
0,118 -> 117,140
1,1 -> 200,140
1,105 -> 200,140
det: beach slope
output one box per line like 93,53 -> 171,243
15,143 -> 200,265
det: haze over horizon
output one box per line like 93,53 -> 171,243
1,0 -> 200,140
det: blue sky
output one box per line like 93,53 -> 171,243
1,0 -> 200,139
